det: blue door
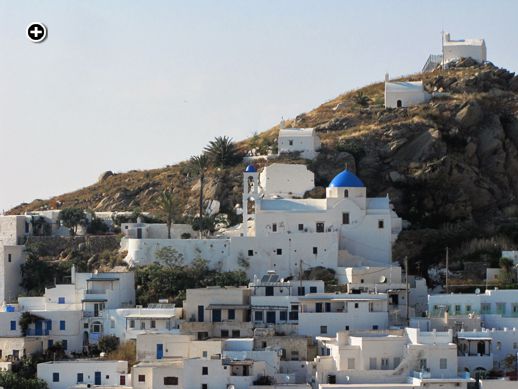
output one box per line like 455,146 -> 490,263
35,320 -> 43,336
156,343 -> 164,359
95,371 -> 101,385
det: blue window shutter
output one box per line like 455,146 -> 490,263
10,321 -> 16,331
60,320 -> 66,330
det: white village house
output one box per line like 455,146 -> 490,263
384,74 -> 431,108
277,125 -> 321,160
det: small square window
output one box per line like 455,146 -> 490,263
320,326 -> 327,334
164,376 -> 179,385
150,320 -> 156,328
228,309 -> 235,320
372,325 -> 378,330
202,385 -> 208,389
288,140 -> 293,146
272,223 -> 277,232
221,330 -> 229,338
138,374 -> 146,382
59,320 -> 66,330
298,224 -> 304,231
62,340 -> 67,350
276,248 -> 282,255
10,321 -> 16,331
440,358 -> 447,369
313,247 -> 318,255
58,297 -> 65,304
345,325 -> 349,330
280,311 -> 287,321
53,372 -> 59,382
232,330 -> 240,337
310,286 -> 317,293
202,366 -> 208,375
255,311 -> 263,321
129,320 -> 135,328
342,213 -> 350,225
248,249 -> 253,256
378,220 -> 384,229
77,373 -> 83,383
202,351 -> 208,358
354,303 -> 359,308
83,323 -> 89,329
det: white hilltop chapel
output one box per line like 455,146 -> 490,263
123,163 -> 402,278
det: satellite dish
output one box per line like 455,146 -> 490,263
475,288 -> 480,295
379,275 -> 387,283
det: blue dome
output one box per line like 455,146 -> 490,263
245,164 -> 257,173
329,169 -> 364,188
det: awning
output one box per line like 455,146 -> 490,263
206,304 -> 249,310
87,277 -> 119,282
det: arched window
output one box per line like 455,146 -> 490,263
396,100 -> 402,108
344,189 -> 349,198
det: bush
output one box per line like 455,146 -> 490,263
98,335 -> 120,353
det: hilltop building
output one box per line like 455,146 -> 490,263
277,124 -> 321,160
384,74 -> 431,108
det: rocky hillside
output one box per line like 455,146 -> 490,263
10,60 -> 518,279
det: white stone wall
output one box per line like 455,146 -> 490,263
37,360 -> 128,389
0,245 -> 24,303
278,128 -> 320,160
136,333 -> 222,361
259,164 -> 315,198
384,82 -> 430,108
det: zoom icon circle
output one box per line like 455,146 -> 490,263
27,23 -> 47,43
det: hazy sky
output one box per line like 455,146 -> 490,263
1,1 -> 517,212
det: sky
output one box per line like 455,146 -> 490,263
1,0 -> 517,212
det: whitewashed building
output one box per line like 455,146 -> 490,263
316,328 -> 474,388
124,166 -> 402,280
384,76 -> 431,108
442,32 -> 487,65
278,126 -> 320,160
37,359 -> 129,389
298,293 -> 389,337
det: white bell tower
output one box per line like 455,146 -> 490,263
242,165 -> 259,237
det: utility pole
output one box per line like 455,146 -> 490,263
405,256 -> 409,326
445,247 -> 449,294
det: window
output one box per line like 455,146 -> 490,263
347,358 -> 355,369
289,311 -> 298,321
496,302 -> 506,314
221,330 -> 229,338
298,223 -> 304,231
202,366 -> 208,375
77,373 -> 84,383
381,358 -> 389,370
342,213 -> 350,225
378,220 -> 384,229
280,311 -> 287,321
62,340 -> 67,350
272,223 -> 277,232
138,374 -> 146,382
455,304 -> 461,314
313,247 -> 318,255
394,357 -> 401,368
48,340 -> 53,348
60,320 -> 66,330
481,303 -> 491,313
310,286 -> 317,293
320,326 -> 327,334
345,325 -> 349,330
369,357 -> 377,370
164,376 -> 179,385
316,222 -> 325,233
276,248 -> 282,255
265,286 -> 274,296
344,189 -> 349,198
291,350 -> 299,361
513,342 -> 518,349
58,297 -> 65,304
232,330 -> 240,337
53,372 -> 59,382
297,287 -> 305,296
288,140 -> 293,146
8,254 -> 11,262
372,325 -> 379,330
150,320 -> 156,329
202,351 -> 208,358
140,321 -> 146,329
354,303 -> 359,309
202,385 -> 208,389
248,249 -> 254,256
466,304 -> 472,312
496,341 -> 502,351
10,321 -> 16,331
419,358 -> 427,370
228,309 -> 235,320
84,323 -> 89,329
110,319 -> 115,329
316,302 -> 323,312
440,358 -> 447,369
255,311 -> 263,321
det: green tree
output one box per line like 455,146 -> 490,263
155,247 -> 184,269
499,257 -> 515,286
98,335 -> 120,353
0,372 -> 49,389
158,189 -> 176,239
190,154 -> 210,238
204,136 -> 240,167
59,207 -> 86,235
353,91 -> 370,107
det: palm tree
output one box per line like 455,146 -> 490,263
190,154 -> 209,238
204,136 -> 239,167
158,189 -> 175,239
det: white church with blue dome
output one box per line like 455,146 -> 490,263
240,163 -> 402,275
123,163 -> 402,279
